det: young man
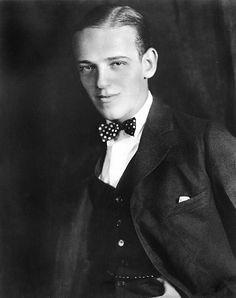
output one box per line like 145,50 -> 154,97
54,5 -> 236,298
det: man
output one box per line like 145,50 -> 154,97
53,4 -> 236,298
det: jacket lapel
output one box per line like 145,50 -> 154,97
131,97 -> 175,187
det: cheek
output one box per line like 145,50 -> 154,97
125,65 -> 143,81
80,75 -> 95,92
116,71 -> 134,86
121,70 -> 143,92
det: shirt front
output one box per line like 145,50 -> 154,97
99,91 -> 153,187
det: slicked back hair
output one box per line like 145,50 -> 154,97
75,4 -> 152,58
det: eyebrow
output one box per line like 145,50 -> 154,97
78,60 -> 93,64
78,56 -> 130,64
106,56 -> 130,61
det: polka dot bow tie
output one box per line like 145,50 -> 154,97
98,117 -> 136,142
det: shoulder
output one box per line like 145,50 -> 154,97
158,99 -> 233,142
168,106 -> 209,137
151,97 -> 236,158
166,103 -> 236,170
151,96 -> 209,136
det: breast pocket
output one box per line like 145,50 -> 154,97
167,188 -> 209,217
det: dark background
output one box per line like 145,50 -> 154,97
0,0 -> 236,296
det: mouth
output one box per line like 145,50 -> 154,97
97,93 -> 119,102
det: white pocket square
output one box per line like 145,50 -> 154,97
178,195 -> 191,203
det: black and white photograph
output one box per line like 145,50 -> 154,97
0,0 -> 236,297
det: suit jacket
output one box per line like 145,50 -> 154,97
51,97 -> 236,298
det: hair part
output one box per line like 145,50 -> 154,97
76,5 -> 152,57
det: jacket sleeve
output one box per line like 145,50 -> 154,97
205,122 -> 236,204
205,122 -> 236,245
203,122 -> 236,297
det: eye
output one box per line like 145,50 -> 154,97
110,61 -> 127,69
79,64 -> 96,73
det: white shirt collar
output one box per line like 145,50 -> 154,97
133,90 -> 153,137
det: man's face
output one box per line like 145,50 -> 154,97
74,26 -> 149,122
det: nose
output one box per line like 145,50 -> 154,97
96,67 -> 110,89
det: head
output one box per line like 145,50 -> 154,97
73,5 -> 158,122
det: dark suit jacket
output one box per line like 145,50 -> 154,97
51,97 -> 236,297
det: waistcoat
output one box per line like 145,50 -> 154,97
85,155 -> 165,297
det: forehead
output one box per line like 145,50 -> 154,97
74,25 -> 139,61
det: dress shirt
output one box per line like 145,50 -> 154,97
99,91 -> 153,188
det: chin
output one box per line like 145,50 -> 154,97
99,110 -> 123,122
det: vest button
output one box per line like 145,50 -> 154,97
116,219 -> 122,227
117,281 -> 126,287
115,196 -> 123,203
118,239 -> 125,247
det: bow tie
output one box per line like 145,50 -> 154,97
98,117 -> 136,142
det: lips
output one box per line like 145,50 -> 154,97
97,93 -> 119,102
98,95 -> 111,98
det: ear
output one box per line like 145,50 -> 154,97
142,48 -> 158,79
